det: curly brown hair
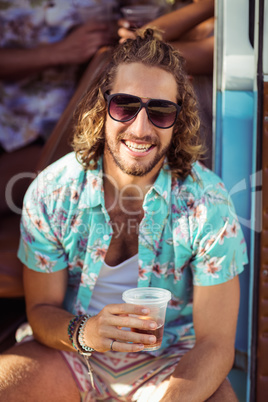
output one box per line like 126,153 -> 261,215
72,28 -> 205,180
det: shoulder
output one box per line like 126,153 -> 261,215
171,161 -> 229,205
24,152 -> 96,209
33,152 -> 85,192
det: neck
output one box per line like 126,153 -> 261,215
103,156 -> 162,195
102,154 -> 163,211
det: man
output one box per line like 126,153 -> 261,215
0,29 -> 247,401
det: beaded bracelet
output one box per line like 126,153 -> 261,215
72,314 -> 96,389
78,315 -> 95,353
67,315 -> 84,349
71,315 -> 95,355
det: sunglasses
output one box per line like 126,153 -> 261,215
105,92 -> 181,129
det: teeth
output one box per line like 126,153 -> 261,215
125,141 -> 152,152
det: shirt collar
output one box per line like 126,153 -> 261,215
145,160 -> 171,206
79,157 -> 105,209
79,157 -> 172,209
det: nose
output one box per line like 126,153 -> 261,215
128,107 -> 153,137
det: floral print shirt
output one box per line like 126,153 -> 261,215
18,152 -> 248,349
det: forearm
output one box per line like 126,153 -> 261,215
171,36 -> 214,75
0,23 -> 113,80
146,0 -> 214,42
162,339 -> 234,402
0,44 -> 62,80
27,303 -> 77,352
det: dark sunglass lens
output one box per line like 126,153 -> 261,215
109,95 -> 140,121
148,100 -> 177,128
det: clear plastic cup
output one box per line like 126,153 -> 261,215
120,5 -> 161,29
76,1 -> 119,42
122,287 -> 171,351
76,1 -> 118,24
76,4 -> 105,23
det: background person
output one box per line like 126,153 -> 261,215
0,0 -> 116,213
0,29 -> 247,401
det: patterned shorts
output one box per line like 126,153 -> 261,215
16,323 -> 195,402
61,338 -> 195,402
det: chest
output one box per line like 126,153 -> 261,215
65,207 -> 193,299
104,207 -> 144,266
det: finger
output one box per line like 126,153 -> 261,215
117,27 -> 136,40
106,303 -> 150,316
109,315 -> 157,332
117,18 -> 131,28
99,316 -> 158,347
108,339 -> 145,353
107,327 -> 157,346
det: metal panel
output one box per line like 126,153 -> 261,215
215,90 -> 254,358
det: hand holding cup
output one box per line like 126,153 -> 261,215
122,287 -> 171,351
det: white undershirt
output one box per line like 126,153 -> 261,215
87,254 -> 139,316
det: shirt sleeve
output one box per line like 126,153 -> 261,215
17,179 -> 68,273
189,181 -> 248,286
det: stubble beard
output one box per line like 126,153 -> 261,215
106,137 -> 171,177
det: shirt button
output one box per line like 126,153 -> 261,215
103,235 -> 109,241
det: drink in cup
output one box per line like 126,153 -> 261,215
76,0 -> 118,24
120,5 -> 161,29
122,287 -> 171,351
76,0 -> 119,42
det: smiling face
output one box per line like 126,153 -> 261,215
103,62 -> 178,179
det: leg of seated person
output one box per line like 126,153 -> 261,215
206,378 -> 238,402
0,340 -> 80,402
137,377 -> 238,402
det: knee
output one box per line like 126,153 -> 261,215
0,351 -> 38,395
0,342 -> 80,402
